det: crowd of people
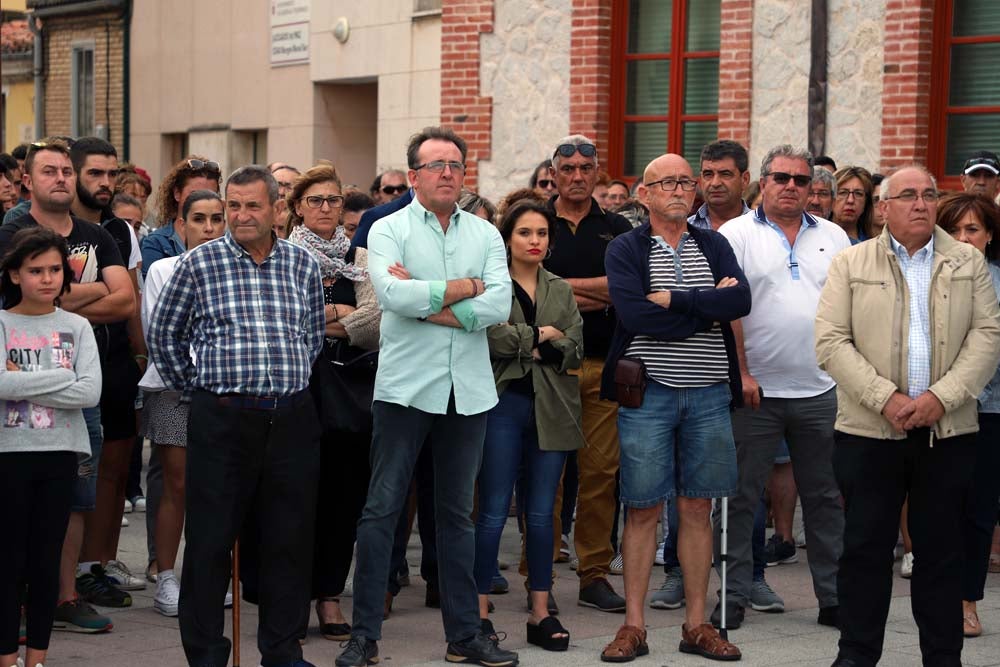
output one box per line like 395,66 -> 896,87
0,130 -> 999,667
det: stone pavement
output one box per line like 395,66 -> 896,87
43,493 -> 1000,666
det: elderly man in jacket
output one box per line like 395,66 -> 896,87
815,165 -> 1000,667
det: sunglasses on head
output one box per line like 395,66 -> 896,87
186,159 -> 221,174
767,171 -> 812,187
381,184 -> 408,195
553,143 -> 597,159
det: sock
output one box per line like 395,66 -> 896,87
77,561 -> 99,577
158,569 -> 175,580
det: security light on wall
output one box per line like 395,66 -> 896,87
333,17 -> 349,44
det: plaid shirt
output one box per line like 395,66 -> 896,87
148,232 -> 325,397
890,233 -> 934,398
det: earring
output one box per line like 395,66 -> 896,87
544,248 -> 552,260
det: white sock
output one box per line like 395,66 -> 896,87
77,561 -> 99,577
158,569 -> 175,580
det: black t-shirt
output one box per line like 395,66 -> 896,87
543,197 -> 632,359
100,210 -> 134,272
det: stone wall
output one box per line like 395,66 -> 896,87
826,0 -> 885,170
477,0 -> 571,202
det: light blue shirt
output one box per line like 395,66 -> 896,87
687,201 -> 750,230
367,196 -> 512,415
889,233 -> 934,398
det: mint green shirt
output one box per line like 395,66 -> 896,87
367,196 -> 512,415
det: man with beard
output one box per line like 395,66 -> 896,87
68,137 -> 149,596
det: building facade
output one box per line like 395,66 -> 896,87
1,0 -> 33,151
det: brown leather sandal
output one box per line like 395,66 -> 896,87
679,623 -> 742,661
600,625 -> 648,663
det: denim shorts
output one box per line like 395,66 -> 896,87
618,381 -> 737,507
774,439 -> 791,464
72,405 -> 103,511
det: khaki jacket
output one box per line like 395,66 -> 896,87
488,267 -> 585,451
815,226 -> 1000,441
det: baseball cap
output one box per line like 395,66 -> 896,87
963,150 -> 1000,176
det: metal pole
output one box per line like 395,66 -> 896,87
719,496 -> 729,641
232,540 -> 241,667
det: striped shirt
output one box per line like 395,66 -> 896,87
626,234 -> 729,387
889,233 -> 934,398
148,232 -> 325,397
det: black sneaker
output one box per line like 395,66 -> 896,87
335,636 -> 379,667
710,599 -> 745,630
446,632 -> 518,666
578,578 -> 625,612
76,565 -> 132,608
765,534 -> 798,566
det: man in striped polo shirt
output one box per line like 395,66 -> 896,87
600,153 -> 751,662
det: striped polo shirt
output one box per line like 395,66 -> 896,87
625,233 -> 729,387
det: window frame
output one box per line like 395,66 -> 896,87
70,40 -> 96,138
608,0 -> 720,179
928,0 -> 1000,189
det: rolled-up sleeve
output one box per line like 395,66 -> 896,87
452,228 -> 512,332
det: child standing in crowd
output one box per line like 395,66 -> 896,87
0,228 -> 102,667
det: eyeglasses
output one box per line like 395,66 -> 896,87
882,190 -> 939,204
836,189 -> 866,200
809,189 -> 832,199
186,159 -> 221,174
413,161 -> 466,174
381,184 -> 408,195
553,143 -> 597,159
536,179 -> 555,189
766,172 -> 812,187
302,195 -> 345,209
645,177 -> 697,192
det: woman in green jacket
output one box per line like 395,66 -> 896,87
474,196 -> 585,651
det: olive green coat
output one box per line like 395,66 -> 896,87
488,267 -> 585,451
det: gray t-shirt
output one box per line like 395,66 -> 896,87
0,308 -> 102,458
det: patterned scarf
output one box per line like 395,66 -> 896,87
288,224 -> 368,282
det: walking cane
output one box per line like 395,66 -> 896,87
232,539 -> 241,667
719,496 -> 730,641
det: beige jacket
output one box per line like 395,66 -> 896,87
340,248 -> 381,351
815,226 -> 1000,441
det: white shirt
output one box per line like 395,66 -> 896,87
719,208 -> 852,398
138,256 -> 181,391
889,233 -> 934,398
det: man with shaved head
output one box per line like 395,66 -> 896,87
600,154 -> 750,662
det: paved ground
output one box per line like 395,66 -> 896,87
39,448 -> 1000,666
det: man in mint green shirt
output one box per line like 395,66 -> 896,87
338,127 -> 516,667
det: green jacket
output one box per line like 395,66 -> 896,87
488,267 -> 585,451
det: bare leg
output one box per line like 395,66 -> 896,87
154,445 -> 186,572
677,496 -> 713,629
59,512 -> 84,600
0,652 -> 19,667
622,503 -> 660,629
25,647 -> 47,666
900,498 -> 913,553
478,593 -> 490,619
318,598 -> 347,625
768,463 -> 797,540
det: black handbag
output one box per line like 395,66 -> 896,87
310,339 -> 378,434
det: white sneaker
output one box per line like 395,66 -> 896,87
225,591 -> 233,608
901,552 -> 914,579
654,540 -> 666,566
105,559 -> 147,591
131,496 -> 147,512
121,515 -> 129,527
154,572 -> 180,616
123,498 -> 133,513
610,552 -> 624,575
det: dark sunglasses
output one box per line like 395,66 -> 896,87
536,179 -> 555,188
186,159 -> 221,174
767,171 -> 812,187
553,143 -> 597,159
381,184 -> 408,195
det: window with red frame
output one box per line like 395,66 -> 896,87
929,0 -> 1000,182
609,0 -> 720,179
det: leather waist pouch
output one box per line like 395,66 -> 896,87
614,357 -> 647,409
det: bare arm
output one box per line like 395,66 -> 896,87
59,282 -> 109,311
565,276 -> 611,304
72,266 -> 136,324
731,318 -> 761,410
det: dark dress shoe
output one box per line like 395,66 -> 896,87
817,605 -> 840,628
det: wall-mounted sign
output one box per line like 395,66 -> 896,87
270,0 -> 310,66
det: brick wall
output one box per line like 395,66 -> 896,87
569,0 -> 612,153
42,11 -> 125,154
879,0 -> 934,171
440,0 -> 494,190
718,0 -> 753,150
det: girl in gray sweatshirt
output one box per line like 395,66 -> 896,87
0,228 -> 101,667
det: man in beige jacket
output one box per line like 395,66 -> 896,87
815,165 -> 1000,667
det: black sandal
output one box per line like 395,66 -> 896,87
316,597 -> 351,641
527,616 -> 570,651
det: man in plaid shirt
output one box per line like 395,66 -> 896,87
149,165 -> 325,667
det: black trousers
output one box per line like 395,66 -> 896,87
0,451 -> 76,654
178,391 -> 320,667
963,413 -> 1000,601
833,428 -> 974,667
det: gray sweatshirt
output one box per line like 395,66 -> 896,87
0,308 -> 102,458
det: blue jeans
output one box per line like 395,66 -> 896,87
474,389 -> 567,593
72,405 -> 103,511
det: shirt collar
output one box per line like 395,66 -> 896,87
754,204 -> 818,229
889,232 -> 934,262
691,200 -> 751,227
409,194 -> 461,226
222,230 -> 281,260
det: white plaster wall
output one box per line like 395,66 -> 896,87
477,0 -> 571,203
748,0 -> 811,176
826,0 -> 885,169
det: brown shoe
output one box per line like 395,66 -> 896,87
679,623 -> 741,661
600,625 -> 648,663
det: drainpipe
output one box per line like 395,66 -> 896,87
28,14 -> 44,139
122,0 -> 131,160
807,0 -> 828,158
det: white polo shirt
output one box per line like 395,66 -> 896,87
719,207 -> 852,399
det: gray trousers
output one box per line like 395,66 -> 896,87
714,388 -> 843,608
